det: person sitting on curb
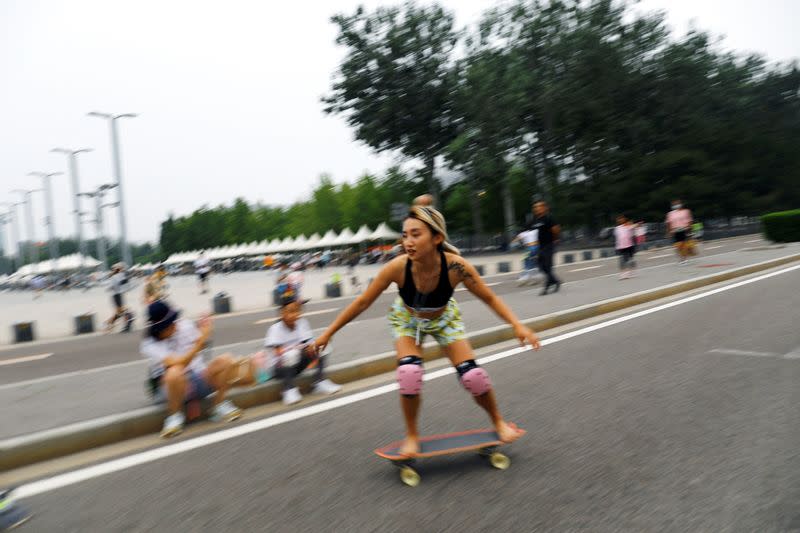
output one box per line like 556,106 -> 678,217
140,301 -> 243,438
266,289 -> 341,405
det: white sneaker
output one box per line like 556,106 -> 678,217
312,379 -> 342,395
282,387 -> 303,405
160,412 -> 185,438
210,400 -> 242,422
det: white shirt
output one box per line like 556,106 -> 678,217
194,257 -> 210,274
517,229 -> 539,247
107,272 -> 130,294
264,318 -> 314,367
140,319 -> 206,377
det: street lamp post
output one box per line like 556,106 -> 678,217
28,171 -> 63,271
0,202 -> 22,269
51,148 -> 92,260
79,184 -> 117,271
11,188 -> 42,265
88,111 -> 137,267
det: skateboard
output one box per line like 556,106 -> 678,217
0,488 -> 32,531
374,428 -> 521,487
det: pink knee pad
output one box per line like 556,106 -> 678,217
397,362 -> 424,396
460,367 -> 492,396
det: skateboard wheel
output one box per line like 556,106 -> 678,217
489,452 -> 510,470
399,466 -> 420,487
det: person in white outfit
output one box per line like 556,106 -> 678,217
194,252 -> 212,294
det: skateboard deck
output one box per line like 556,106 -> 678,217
374,428 -> 523,486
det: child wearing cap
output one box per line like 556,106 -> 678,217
140,301 -> 243,438
265,289 -> 341,405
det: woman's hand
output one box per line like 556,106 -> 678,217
315,332 -> 332,353
514,324 -> 541,351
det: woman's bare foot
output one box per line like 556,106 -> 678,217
496,421 -> 526,443
399,436 -> 420,457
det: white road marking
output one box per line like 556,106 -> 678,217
704,245 -> 723,250
14,262 -> 800,500
253,308 -> 339,325
745,239 -> 762,243
783,347 -> 800,359
648,254 -> 673,259
0,353 -> 53,366
707,348 -> 780,358
568,265 -> 603,272
456,282 -> 500,292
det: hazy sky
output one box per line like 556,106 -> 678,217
2,0 -> 797,245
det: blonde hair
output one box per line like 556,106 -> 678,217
406,205 -> 460,255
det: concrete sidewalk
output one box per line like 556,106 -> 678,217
2,244 -> 797,457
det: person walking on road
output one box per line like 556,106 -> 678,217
512,225 -> 539,285
141,301 -> 243,438
105,263 -> 135,333
614,215 -> 637,279
532,201 -> 561,295
315,205 -> 540,457
634,221 -> 647,247
665,199 -> 694,264
194,251 -> 211,294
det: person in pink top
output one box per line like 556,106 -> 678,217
665,199 -> 694,264
614,215 -> 637,279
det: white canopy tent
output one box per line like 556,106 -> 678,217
332,228 -> 355,247
315,230 -> 339,249
11,253 -> 102,277
301,233 -> 322,250
291,235 -> 309,251
350,225 -> 373,244
369,222 -> 401,241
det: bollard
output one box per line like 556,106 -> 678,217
582,250 -> 593,261
74,314 -> 95,335
563,253 -> 575,264
325,282 -> 342,298
13,322 -> 35,343
497,261 -> 511,273
475,265 -> 485,276
213,292 -> 231,314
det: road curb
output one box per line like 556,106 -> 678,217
2,251 -> 798,472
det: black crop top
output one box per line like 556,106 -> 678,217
399,251 -> 454,311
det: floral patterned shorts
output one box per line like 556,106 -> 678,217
388,297 -> 466,346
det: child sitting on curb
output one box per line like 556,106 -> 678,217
265,289 -> 342,405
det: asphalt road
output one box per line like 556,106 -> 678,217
0,234 -> 765,385
13,255 -> 800,531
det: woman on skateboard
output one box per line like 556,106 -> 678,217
316,205 -> 540,456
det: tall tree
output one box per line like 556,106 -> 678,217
323,2 -> 461,205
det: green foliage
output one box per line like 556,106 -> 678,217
157,169 -> 422,257
762,210 -> 800,242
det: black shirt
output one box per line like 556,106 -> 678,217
533,214 -> 557,246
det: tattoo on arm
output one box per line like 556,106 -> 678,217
448,262 -> 473,282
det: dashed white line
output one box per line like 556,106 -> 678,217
14,262 -> 800,500
0,353 -> 53,366
704,245 -> 723,250
648,254 -> 673,259
253,308 -> 339,325
745,239 -> 762,243
707,348 -> 779,358
568,265 -> 603,272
